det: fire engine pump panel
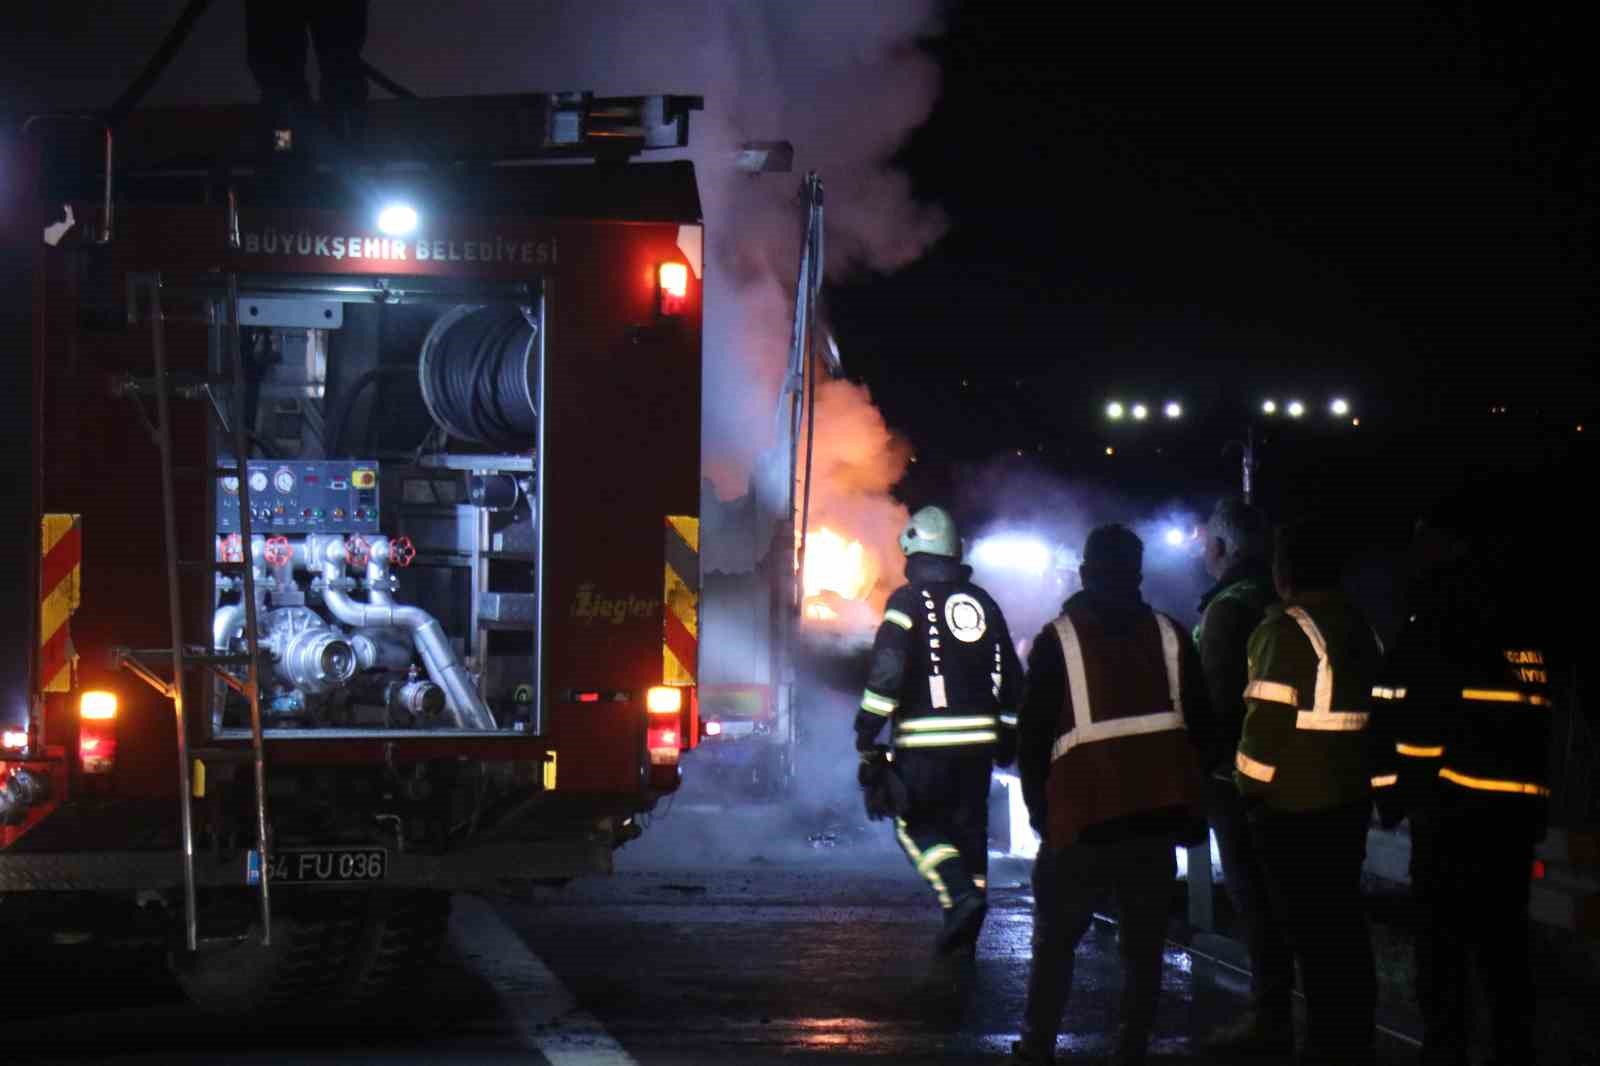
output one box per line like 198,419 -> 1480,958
209,292 -> 540,735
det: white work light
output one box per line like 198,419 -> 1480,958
1163,401 -> 1182,419
1131,403 -> 1149,421
1106,402 -> 1125,421
1287,400 -> 1305,418
1330,398 -> 1350,416
376,203 -> 419,237
1262,400 -> 1278,415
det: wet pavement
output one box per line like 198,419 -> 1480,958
1,802 -> 1421,1063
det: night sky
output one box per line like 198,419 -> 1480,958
833,1 -> 1594,540
4,1 -> 1593,552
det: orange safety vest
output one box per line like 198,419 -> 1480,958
1044,602 -> 1205,849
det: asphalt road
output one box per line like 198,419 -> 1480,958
0,803 -> 1420,1064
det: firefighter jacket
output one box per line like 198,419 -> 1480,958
1369,563 -> 1551,842
1018,589 -> 1216,850
1233,591 -> 1383,812
854,553 -> 1023,760
1194,560 -> 1277,782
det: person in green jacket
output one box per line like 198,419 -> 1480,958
1193,497 -> 1294,1056
1233,518 -> 1383,1066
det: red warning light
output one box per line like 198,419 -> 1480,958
658,262 -> 689,317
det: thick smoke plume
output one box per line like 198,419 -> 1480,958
17,1 -> 946,497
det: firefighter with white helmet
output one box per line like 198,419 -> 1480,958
855,505 -> 1023,988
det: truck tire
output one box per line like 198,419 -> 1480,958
171,893 -> 365,1015
339,889 -> 451,1012
170,890 -> 450,1016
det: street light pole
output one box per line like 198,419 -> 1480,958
1242,424 -> 1257,504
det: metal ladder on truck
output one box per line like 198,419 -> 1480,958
117,273 -> 273,952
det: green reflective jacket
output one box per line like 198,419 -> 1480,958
1234,591 -> 1383,812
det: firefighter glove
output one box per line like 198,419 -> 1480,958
858,746 -> 906,821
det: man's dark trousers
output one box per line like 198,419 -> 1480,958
1251,799 -> 1377,1054
1411,812 -> 1535,1066
1018,834 -> 1174,1056
1210,776 -> 1294,1022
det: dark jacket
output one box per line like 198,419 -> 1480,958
1370,560 -> 1552,843
854,553 -> 1023,761
1194,559 -> 1276,779
1019,588 -> 1217,845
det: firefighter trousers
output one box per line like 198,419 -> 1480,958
892,751 -> 992,912
1018,833 -> 1175,1059
1410,814 -> 1535,1066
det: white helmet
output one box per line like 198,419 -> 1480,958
899,506 -> 960,559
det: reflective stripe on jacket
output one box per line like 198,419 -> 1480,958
1043,599 -> 1206,848
1234,593 -> 1382,812
1368,591 -> 1553,837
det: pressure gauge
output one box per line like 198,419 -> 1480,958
273,468 -> 296,494
220,476 -> 240,495
249,470 -> 270,494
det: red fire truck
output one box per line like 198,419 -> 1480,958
0,92 -> 703,1010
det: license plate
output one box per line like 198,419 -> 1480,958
246,847 -> 387,886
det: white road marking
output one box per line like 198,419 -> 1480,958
451,894 -> 640,1065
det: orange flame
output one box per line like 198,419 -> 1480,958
802,527 -> 875,602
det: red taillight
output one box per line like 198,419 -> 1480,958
647,720 -> 680,767
78,691 -> 118,774
1532,859 -> 1547,881
658,262 -> 689,316
576,691 -> 601,704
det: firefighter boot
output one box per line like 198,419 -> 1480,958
1010,1039 -> 1054,1064
1202,1012 -> 1296,1056
937,893 -> 988,955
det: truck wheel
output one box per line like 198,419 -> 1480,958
340,890 -> 451,1011
171,890 -> 450,1016
171,893 -> 365,1015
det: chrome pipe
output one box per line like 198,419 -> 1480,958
310,536 -> 496,731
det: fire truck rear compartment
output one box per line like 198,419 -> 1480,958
209,286 -> 542,743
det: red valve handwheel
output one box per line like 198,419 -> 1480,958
345,535 -> 372,568
388,535 -> 417,569
263,536 -> 293,568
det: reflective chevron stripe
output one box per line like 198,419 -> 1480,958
663,515 -> 699,687
39,514 -> 82,693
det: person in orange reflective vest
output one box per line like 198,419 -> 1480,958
1012,525 -> 1215,1066
855,505 -> 1023,985
1370,500 -> 1551,1066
